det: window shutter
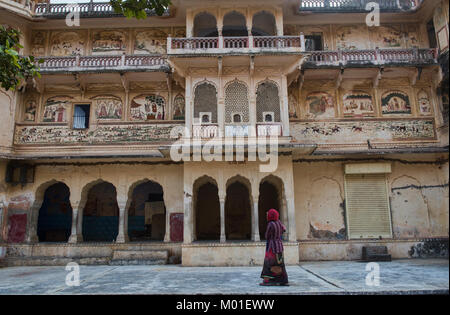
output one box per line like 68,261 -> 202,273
345,174 -> 392,239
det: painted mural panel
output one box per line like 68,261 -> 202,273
305,92 -> 335,119
343,91 -> 375,117
417,90 -> 432,116
336,26 -> 368,50
93,95 -> 123,120
43,96 -> 71,123
173,93 -> 185,120
23,98 -> 37,122
50,31 -> 85,56
134,29 -> 168,54
371,26 -> 403,48
290,119 -> 435,143
130,94 -> 165,120
30,31 -> 46,56
92,30 -> 127,55
405,24 -> 420,48
381,91 -> 411,115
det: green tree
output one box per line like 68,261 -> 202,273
0,26 -> 42,91
110,0 -> 171,19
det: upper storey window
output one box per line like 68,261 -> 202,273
194,12 -> 218,37
251,11 -> 276,36
223,11 -> 247,37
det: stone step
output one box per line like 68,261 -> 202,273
109,250 -> 168,265
3,256 -> 110,266
362,246 -> 392,262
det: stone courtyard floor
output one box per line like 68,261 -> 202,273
0,259 -> 448,295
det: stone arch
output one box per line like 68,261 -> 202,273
37,182 -> 72,242
126,179 -> 166,241
193,12 -> 218,37
27,179 -> 69,243
252,11 -> 277,36
193,175 -> 220,241
222,10 -> 247,36
224,80 -> 250,124
80,179 -> 119,242
194,81 -> 218,124
225,175 -> 252,240
256,80 -> 281,122
259,175 -> 284,239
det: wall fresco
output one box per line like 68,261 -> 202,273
134,29 -> 168,54
14,124 -> 181,145
305,92 -> 335,119
371,25 -> 403,48
381,91 -> 411,115
23,98 -> 37,122
290,119 -> 435,143
30,31 -> 46,56
93,95 -> 123,120
336,26 -> 368,50
130,94 -> 166,121
417,90 -> 432,116
172,93 -> 185,120
50,31 -> 85,56
42,96 -> 71,123
92,30 -> 127,55
342,91 -> 375,117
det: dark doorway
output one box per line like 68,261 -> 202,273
427,20 -> 437,49
82,182 -> 119,242
258,181 -> 280,240
37,183 -> 72,242
225,181 -> 251,240
305,34 -> 323,51
128,181 -> 166,241
195,182 -> 220,240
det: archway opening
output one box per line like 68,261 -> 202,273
225,181 -> 251,240
128,181 -> 166,241
37,182 -> 72,242
194,12 -> 218,37
195,182 -> 220,240
258,181 -> 280,240
223,11 -> 247,36
252,11 -> 277,36
82,182 -> 119,242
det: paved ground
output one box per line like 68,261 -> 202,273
0,259 -> 448,295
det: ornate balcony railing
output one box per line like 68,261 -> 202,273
33,1 -> 170,18
36,55 -> 169,72
305,48 -> 438,67
257,123 -> 283,137
193,124 -> 219,138
299,0 -> 422,13
167,35 -> 305,54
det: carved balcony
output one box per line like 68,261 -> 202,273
299,0 -> 422,13
36,55 -> 169,73
167,35 -> 305,55
303,48 -> 438,68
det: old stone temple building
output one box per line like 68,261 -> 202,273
0,0 -> 448,266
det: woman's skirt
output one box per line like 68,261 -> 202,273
260,248 -> 288,285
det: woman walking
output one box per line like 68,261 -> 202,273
260,208 -> 289,286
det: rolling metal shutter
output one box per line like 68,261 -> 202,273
344,173 -> 393,239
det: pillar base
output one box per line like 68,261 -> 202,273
26,234 -> 38,244
68,234 -> 83,244
115,234 -> 129,243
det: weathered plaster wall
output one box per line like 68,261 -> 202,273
293,158 -> 449,242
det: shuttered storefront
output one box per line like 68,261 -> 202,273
344,173 -> 393,239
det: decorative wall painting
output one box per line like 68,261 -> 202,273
288,94 -> 298,119
94,96 -> 123,120
372,26 -> 403,48
50,32 -> 84,56
92,30 -> 127,54
43,97 -> 70,122
305,92 -> 335,119
343,91 -> 374,117
134,30 -> 167,54
336,26 -> 367,50
417,90 -> 432,115
130,94 -> 165,120
31,31 -> 46,56
24,99 -> 37,122
381,91 -> 411,115
172,93 -> 185,120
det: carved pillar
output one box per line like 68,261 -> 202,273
68,202 -> 82,243
219,197 -> 226,243
285,195 -> 297,242
164,210 -> 170,242
116,201 -> 129,243
26,203 -> 39,244
280,75 -> 290,136
0,202 -> 4,242
252,197 -> 260,241
280,197 -> 289,241
183,193 -> 193,244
